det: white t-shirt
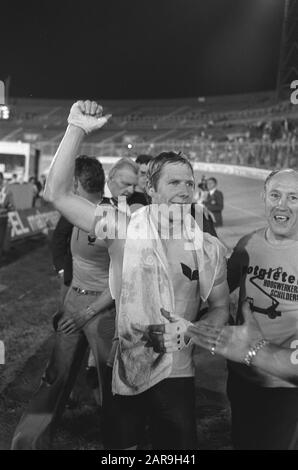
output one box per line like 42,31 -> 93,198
229,227 -> 298,387
165,237 -> 226,377
94,206 -> 226,377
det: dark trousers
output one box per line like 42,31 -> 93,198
11,288 -> 115,450
102,368 -> 198,450
212,211 -> 223,227
227,370 -> 298,450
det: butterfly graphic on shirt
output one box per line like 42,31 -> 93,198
181,263 -> 199,281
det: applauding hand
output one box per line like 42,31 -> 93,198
187,299 -> 264,362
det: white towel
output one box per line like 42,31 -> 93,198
112,205 -> 224,395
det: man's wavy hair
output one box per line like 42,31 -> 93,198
75,155 -> 105,194
147,151 -> 194,190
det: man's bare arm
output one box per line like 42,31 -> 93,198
251,344 -> 298,386
188,300 -> 298,385
44,100 -> 111,232
197,280 -> 230,327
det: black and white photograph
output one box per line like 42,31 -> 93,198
0,0 -> 298,454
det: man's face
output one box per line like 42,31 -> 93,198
150,163 -> 195,205
265,172 -> 298,241
110,168 -> 137,198
138,163 -> 148,191
207,179 -> 216,191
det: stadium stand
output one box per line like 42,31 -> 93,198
1,92 -> 298,174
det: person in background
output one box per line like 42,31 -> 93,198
10,173 -> 19,184
194,174 -> 208,204
28,176 -> 40,207
11,156 -> 115,450
40,174 -> 47,191
128,154 -> 153,207
51,214 -> 82,407
51,215 -> 73,321
0,172 -> 14,211
0,172 -> 6,209
203,177 -> 224,227
104,157 -> 138,201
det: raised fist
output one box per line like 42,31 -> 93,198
68,100 -> 111,134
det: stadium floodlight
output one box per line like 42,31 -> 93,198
0,105 -> 10,120
127,143 -> 133,149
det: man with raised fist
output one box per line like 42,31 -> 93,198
34,101 -> 229,450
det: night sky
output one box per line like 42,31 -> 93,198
1,0 -> 285,100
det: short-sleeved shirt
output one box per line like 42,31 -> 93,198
228,227 -> 298,388
91,201 -> 128,307
71,226 -> 110,292
94,205 -> 227,376
164,236 -> 226,377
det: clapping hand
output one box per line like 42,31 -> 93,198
187,299 -> 264,362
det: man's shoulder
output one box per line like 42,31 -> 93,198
234,227 -> 266,252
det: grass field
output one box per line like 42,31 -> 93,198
0,172 -> 265,450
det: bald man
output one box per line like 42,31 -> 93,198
221,169 -> 298,450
